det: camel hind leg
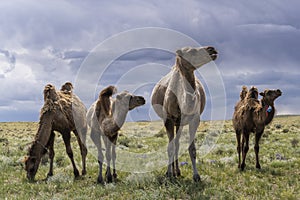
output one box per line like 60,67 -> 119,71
111,134 -> 118,180
74,128 -> 88,175
241,132 -> 250,171
165,118 -> 175,178
235,130 -> 242,168
61,131 -> 80,178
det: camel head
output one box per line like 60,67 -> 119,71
24,143 -> 43,181
44,84 -> 59,102
260,89 -> 282,105
115,91 -> 146,111
246,86 -> 259,99
176,46 -> 218,68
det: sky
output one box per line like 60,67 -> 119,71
0,0 -> 299,122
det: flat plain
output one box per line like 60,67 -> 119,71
0,116 -> 299,199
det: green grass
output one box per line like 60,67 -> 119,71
0,116 -> 299,199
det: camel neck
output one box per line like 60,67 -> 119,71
112,102 -> 128,130
30,111 -> 54,158
261,99 -> 275,125
175,57 -> 196,90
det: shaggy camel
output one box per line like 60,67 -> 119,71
87,86 -> 145,184
233,86 -> 282,171
25,82 -> 87,180
151,46 -> 218,182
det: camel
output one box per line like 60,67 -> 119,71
233,86 -> 282,171
25,82 -> 88,180
87,86 -> 145,184
151,46 -> 218,182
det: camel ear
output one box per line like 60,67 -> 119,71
259,92 -> 265,97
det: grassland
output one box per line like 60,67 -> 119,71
0,116 -> 299,199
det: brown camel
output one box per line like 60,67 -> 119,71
87,86 -> 145,184
151,46 -> 218,182
233,86 -> 282,171
25,82 -> 88,180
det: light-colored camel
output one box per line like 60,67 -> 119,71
87,86 -> 145,184
233,86 -> 282,170
25,82 -> 87,180
151,46 -> 218,181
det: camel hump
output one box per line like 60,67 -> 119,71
240,86 -> 248,100
95,86 -> 117,120
60,82 -> 73,93
43,84 -> 58,102
99,85 -> 117,98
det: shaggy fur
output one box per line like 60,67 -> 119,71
151,46 -> 218,182
25,82 -> 87,180
233,86 -> 282,170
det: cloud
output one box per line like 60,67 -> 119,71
0,0 -> 300,121
0,49 -> 16,78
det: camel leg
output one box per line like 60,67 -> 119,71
111,135 -> 118,180
235,130 -> 242,168
241,132 -> 250,171
255,128 -> 264,169
174,125 -> 183,177
165,118 -> 175,177
74,129 -> 87,176
189,117 -> 200,182
47,131 -> 55,177
91,128 -> 104,184
104,136 -> 113,183
62,131 -> 80,177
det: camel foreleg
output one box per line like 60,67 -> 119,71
165,119 -> 175,178
189,117 -> 200,182
104,136 -> 113,183
47,131 -> 55,178
174,125 -> 183,177
255,128 -> 264,169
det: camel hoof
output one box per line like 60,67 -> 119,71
106,174 -> 113,183
97,176 -> 104,185
240,163 -> 246,171
82,169 -> 87,176
74,169 -> 80,177
47,172 -> 53,177
193,174 -> 201,182
256,164 -> 261,169
165,171 -> 173,178
113,173 -> 118,179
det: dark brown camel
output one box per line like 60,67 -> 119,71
25,82 -> 88,180
87,86 -> 145,184
151,46 -> 218,182
233,86 -> 282,170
